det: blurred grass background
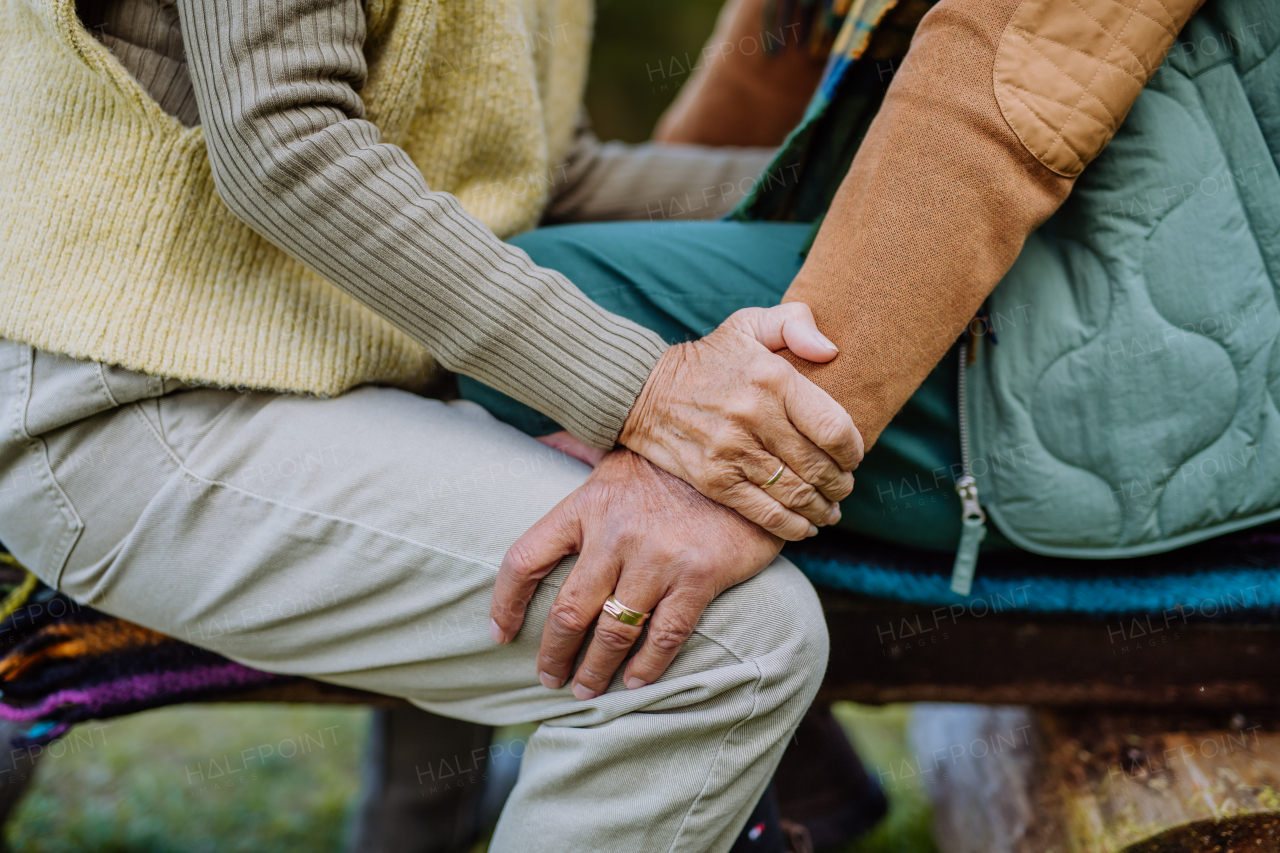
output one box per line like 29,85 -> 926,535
6,704 -> 935,853
4,3 -> 940,851
7,706 -> 368,853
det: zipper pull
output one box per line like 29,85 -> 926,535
950,475 -> 987,596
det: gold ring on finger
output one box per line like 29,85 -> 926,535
603,595 -> 650,626
762,462 -> 786,489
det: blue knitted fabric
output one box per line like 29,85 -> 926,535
785,525 -> 1280,617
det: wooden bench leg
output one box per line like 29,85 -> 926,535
909,705 -> 1280,853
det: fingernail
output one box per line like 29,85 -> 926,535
572,683 -> 598,701
815,331 -> 838,354
827,504 -> 842,525
489,619 -> 506,645
808,524 -> 819,537
625,677 -> 648,690
539,671 -> 563,690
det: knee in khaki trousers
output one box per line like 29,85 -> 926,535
0,339 -> 828,853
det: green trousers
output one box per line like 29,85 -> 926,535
461,220 -> 1007,552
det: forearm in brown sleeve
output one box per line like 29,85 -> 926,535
783,0 -> 1202,448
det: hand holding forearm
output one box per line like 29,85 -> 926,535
620,304 -> 863,541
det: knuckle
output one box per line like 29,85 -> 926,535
548,599 -> 593,635
704,463 -> 741,495
576,662 -> 608,685
650,548 -> 682,570
647,626 -> 693,654
795,455 -> 837,485
494,597 -> 526,621
779,479 -> 820,508
831,474 -> 855,501
503,542 -> 538,580
777,517 -> 810,540
754,359 -> 791,389
535,652 -> 565,675
785,301 -> 814,321
676,562 -> 714,589
755,502 -> 790,531
706,424 -> 739,454
777,302 -> 811,325
723,397 -> 758,425
592,623 -> 638,653
813,410 -> 856,453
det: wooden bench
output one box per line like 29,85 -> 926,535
2,585 -> 1277,851
825,590 -> 1280,853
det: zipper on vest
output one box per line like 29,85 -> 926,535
951,332 -> 987,597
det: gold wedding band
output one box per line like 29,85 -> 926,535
603,595 -> 650,626
762,463 -> 786,489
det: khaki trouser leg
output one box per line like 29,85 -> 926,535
0,339 -> 828,853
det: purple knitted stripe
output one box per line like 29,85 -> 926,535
0,690 -> 93,721
0,662 -> 283,720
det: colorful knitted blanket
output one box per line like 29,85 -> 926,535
0,554 -> 292,747
5,517 -> 1280,748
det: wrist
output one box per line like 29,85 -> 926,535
618,343 -> 685,450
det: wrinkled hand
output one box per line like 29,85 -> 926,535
489,449 -> 781,699
619,303 -> 863,541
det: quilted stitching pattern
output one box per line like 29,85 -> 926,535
994,0 -> 1198,176
971,9 -> 1280,557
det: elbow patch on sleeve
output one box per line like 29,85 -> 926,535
993,0 -> 1198,177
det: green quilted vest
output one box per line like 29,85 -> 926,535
967,0 -> 1280,562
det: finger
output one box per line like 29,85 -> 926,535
764,463 -> 843,526
782,372 -> 864,472
571,583 -> 662,700
756,429 -> 856,506
490,499 -> 581,645
741,452 -> 839,526
535,431 -> 606,468
729,303 -> 839,363
718,479 -> 817,541
536,549 -> 621,690
622,590 -> 708,689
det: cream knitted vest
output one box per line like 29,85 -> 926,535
0,0 -> 591,394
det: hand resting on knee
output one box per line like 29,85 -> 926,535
489,448 -> 782,700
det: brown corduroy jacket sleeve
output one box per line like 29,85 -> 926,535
784,0 -> 1204,448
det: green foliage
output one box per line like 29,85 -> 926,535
583,0 -> 725,142
833,704 -> 938,853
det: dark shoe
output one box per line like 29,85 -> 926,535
348,706 -> 494,853
773,704 -> 889,851
729,781 -> 787,853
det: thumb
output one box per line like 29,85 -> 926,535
489,498 -> 583,644
732,303 -> 839,363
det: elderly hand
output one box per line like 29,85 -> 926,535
489,449 -> 781,699
619,303 -> 862,541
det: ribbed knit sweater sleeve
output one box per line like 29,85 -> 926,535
173,0 -> 669,450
